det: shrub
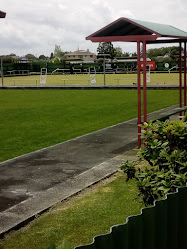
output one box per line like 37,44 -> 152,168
138,120 -> 187,173
136,168 -> 187,206
120,160 -> 137,181
136,117 -> 187,206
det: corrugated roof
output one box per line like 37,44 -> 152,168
86,17 -> 187,42
128,18 -> 187,38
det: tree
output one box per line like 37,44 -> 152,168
54,45 -> 65,60
123,52 -> 130,57
50,52 -> 54,61
131,52 -> 137,57
39,55 -> 47,60
146,46 -> 180,61
25,54 -> 37,60
97,42 -> 116,59
114,47 -> 123,57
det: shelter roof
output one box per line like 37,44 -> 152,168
0,11 -> 6,18
86,17 -> 187,43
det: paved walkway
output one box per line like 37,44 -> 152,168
0,104 -> 182,235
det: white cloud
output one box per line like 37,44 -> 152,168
0,0 -> 186,56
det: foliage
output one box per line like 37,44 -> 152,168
120,160 -> 136,181
39,55 -> 49,60
47,243 -> 56,249
25,53 -> 38,60
183,108 -> 187,122
136,118 -> 187,206
123,52 -> 130,57
146,46 -> 180,61
138,120 -> 187,172
54,45 -> 65,61
97,42 -> 116,58
113,47 -> 123,57
136,168 -> 187,206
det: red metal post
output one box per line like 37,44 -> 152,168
137,41 -> 141,148
184,42 -> 187,106
143,41 -> 147,123
179,42 -> 182,108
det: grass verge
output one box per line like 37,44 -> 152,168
0,172 -> 142,249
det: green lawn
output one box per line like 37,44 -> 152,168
2,72 -> 180,86
0,89 -> 179,162
0,173 -> 142,249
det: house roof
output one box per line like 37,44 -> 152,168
66,50 -> 96,56
0,11 -> 6,18
86,17 -> 187,43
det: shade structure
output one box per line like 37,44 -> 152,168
86,17 -> 187,148
86,17 -> 187,42
0,10 -> 6,18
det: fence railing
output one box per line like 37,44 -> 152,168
75,185 -> 187,249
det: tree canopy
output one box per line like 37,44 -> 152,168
54,45 -> 65,60
97,42 -> 116,58
147,46 -> 180,61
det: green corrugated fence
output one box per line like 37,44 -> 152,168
75,186 -> 187,249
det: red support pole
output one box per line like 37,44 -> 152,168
143,41 -> 147,123
184,42 -> 187,106
137,41 -> 141,148
179,42 -> 182,108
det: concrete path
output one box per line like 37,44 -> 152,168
0,104 -> 182,235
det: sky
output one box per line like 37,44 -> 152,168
0,0 -> 187,57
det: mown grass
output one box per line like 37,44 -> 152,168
0,89 -> 179,162
0,173 -> 142,249
3,72 -> 180,86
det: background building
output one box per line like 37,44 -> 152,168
65,49 -> 96,63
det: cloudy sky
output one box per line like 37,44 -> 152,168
0,0 -> 187,57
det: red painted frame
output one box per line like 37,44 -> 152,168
86,18 -> 187,148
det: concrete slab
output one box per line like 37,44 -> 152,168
0,104 -> 182,235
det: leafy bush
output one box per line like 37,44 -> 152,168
120,160 -> 137,181
136,168 -> 187,206
138,120 -> 187,173
136,117 -> 187,206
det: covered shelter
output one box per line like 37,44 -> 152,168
86,17 -> 187,147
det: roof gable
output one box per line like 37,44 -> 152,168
92,19 -> 153,37
86,17 -> 187,42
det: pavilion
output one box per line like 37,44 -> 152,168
86,17 -> 187,147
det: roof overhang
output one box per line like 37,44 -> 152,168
86,17 -> 187,43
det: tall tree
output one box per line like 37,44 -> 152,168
25,54 -> 37,60
146,46 -> 180,61
114,47 -> 123,57
54,45 -> 65,60
97,42 -> 116,58
123,52 -> 130,57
